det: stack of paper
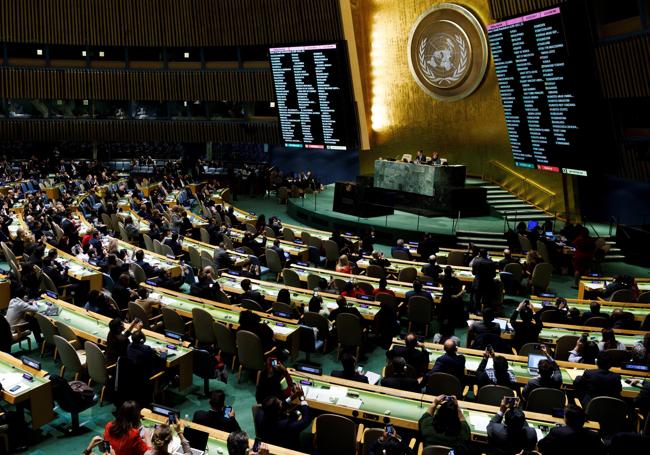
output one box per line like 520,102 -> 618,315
365,371 -> 381,385
465,359 -> 481,371
468,414 -> 491,431
337,396 -> 363,409
0,373 -> 25,393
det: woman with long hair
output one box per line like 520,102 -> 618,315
419,395 -> 470,451
598,328 -> 625,351
103,401 -> 149,455
144,422 -> 190,455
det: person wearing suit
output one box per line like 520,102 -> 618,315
580,301 -> 608,325
405,280 -> 433,303
487,398 -> 537,455
381,357 -> 421,393
162,232 -> 183,256
213,243 -> 234,270
386,333 -> 430,376
416,233 -> 438,261
331,352 -> 369,384
328,296 -> 367,329
574,351 -> 622,406
538,405 -> 605,455
430,339 -> 466,383
390,239 -> 412,260
240,278 -> 267,310
255,386 -> 311,450
193,390 -> 241,433
509,300 -> 543,351
269,239 -> 288,267
421,255 -> 443,283
134,250 -> 162,278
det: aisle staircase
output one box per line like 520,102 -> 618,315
482,183 -> 554,222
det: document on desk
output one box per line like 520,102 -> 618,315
365,371 -> 381,385
337,396 -> 363,409
0,372 -> 26,393
468,414 -> 491,431
465,359 -> 481,371
565,369 -> 583,381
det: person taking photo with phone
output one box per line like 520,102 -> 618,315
192,390 -> 241,432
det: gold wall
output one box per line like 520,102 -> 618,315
349,0 -> 574,215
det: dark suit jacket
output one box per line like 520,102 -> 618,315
405,290 -> 433,303
255,403 -> 311,450
574,368 -> 622,405
135,259 -> 160,278
192,409 -> 241,433
381,375 -> 421,393
431,352 -> 466,382
331,370 -> 369,384
390,246 -> 411,259
386,345 -> 430,376
487,413 -> 537,455
538,425 -> 605,455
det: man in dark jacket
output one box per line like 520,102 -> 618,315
386,333 -> 430,376
381,357 -> 421,393
487,398 -> 537,455
574,351 -> 622,406
331,352 -> 369,383
255,386 -> 311,450
193,390 -> 242,433
521,345 -> 562,400
538,405 -> 605,455
430,339 -> 466,383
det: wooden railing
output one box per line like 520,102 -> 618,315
482,160 -> 560,215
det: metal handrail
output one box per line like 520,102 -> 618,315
486,160 -> 556,198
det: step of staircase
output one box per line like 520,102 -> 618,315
491,203 -> 537,210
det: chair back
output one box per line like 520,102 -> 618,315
300,312 -> 329,341
34,313 -> 58,345
129,263 -> 147,284
362,428 -> 384,455
356,281 -> 374,296
476,385 -> 515,406
52,222 -> 64,241
333,278 -> 347,292
323,240 -> 340,262
222,235 -> 234,250
408,296 -> 433,324
201,257 -> 217,271
152,239 -> 162,255
264,249 -> 283,274
585,396 -> 629,436
282,268 -> 302,288
213,322 -> 237,356
555,335 -> 579,361
583,316 -> 610,328
641,313 -> 650,331
314,414 -> 357,455
102,273 -> 115,291
425,372 -> 462,397
282,227 -> 295,242
536,240 -> 551,263
240,299 -> 263,312
192,308 -> 217,345
128,302 -> 151,329
56,321 -> 79,345
307,273 -> 323,290
531,263 -> 553,292
382,361 -> 418,379
605,349 -> 632,367
53,335 -> 83,378
160,243 -> 175,258
236,330 -> 265,371
422,446 -> 453,455
187,246 -> 202,270
539,309 -> 558,323
391,249 -> 410,261
101,213 -> 114,231
637,291 -> 650,303
143,234 -> 154,252
161,307 -> 186,335
518,234 -> 532,252
300,231 -> 311,244
200,228 -> 211,244
84,341 -> 108,385
503,262 -> 523,282
375,292 -> 398,311
525,387 -> 566,414
366,264 -> 385,279
272,301 -> 296,317
518,343 -> 544,357
446,251 -> 465,266
263,226 -> 276,238
308,236 -> 322,251
336,313 -> 363,348
610,289 -> 636,303
39,272 -> 58,294
398,266 -> 417,283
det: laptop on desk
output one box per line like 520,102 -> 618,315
174,426 -> 209,455
527,354 -> 546,375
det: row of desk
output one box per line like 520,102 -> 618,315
579,276 -> 650,300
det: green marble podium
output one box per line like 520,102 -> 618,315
374,160 -> 466,196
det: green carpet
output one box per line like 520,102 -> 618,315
12,195 -> 649,454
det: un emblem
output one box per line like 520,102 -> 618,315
408,3 -> 488,101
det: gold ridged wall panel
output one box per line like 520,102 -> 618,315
0,0 -> 343,46
0,120 -> 281,143
596,34 -> 650,98
0,68 -> 274,101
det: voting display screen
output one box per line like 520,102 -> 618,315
488,7 -> 588,176
269,43 -> 358,151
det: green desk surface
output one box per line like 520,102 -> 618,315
42,301 -> 191,355
227,229 -> 306,254
44,246 -> 97,277
290,266 -> 442,298
217,276 -> 379,319
582,280 -> 650,292
147,290 -> 299,338
99,237 -> 178,271
529,299 -> 650,319
0,359 -> 48,397
289,374 -> 562,439
538,327 -> 644,347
